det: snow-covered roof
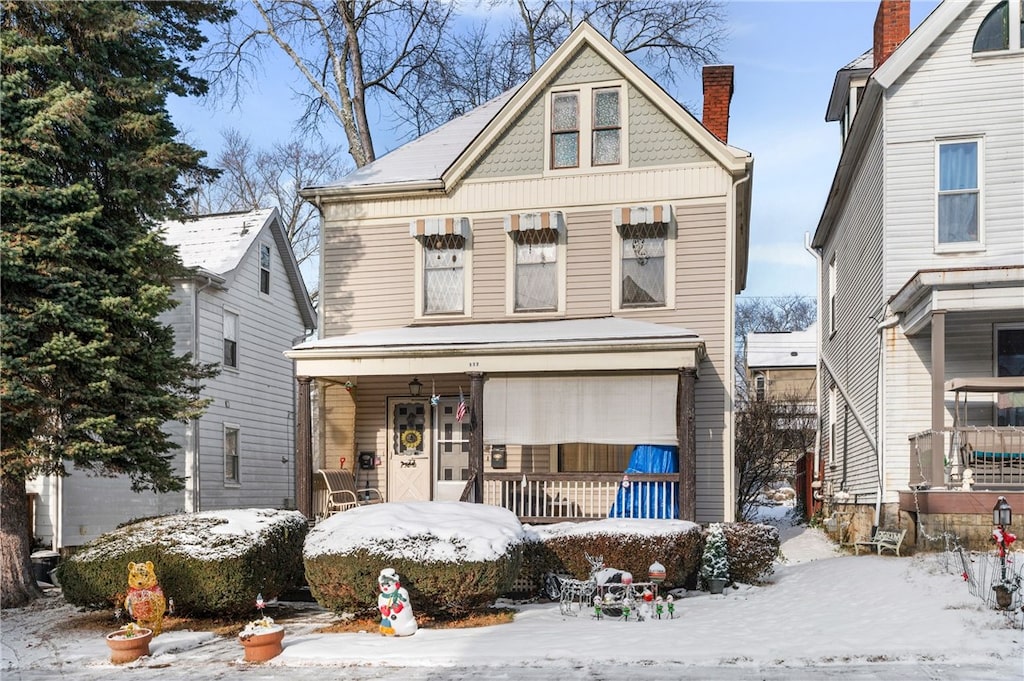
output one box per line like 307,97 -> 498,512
295,317 -> 701,352
312,89 -> 518,191
746,324 -> 817,369
162,209 -> 275,275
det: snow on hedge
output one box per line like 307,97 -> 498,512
304,501 -> 525,562
526,517 -> 700,541
71,508 -> 307,562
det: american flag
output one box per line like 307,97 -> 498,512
456,388 -> 467,423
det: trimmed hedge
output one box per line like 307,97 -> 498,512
722,521 -> 780,585
522,519 -> 704,591
304,502 -> 525,618
57,509 -> 307,617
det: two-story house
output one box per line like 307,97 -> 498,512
28,209 -> 316,551
812,0 -> 1023,550
289,23 -> 753,524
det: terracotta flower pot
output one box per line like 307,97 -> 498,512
105,627 -> 153,664
239,626 -> 285,662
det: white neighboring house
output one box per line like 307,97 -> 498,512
811,0 -> 1024,550
28,209 -> 317,551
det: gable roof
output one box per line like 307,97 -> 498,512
162,209 -> 317,330
746,323 -> 818,370
302,22 -> 750,201
813,0 -> 966,247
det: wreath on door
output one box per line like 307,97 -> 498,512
400,428 -> 422,451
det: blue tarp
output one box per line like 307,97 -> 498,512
608,445 -> 679,519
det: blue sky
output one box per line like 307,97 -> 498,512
168,1 -> 940,301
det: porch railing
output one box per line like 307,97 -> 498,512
909,427 -> 1024,489
482,472 -> 679,523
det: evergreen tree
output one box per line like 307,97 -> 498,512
700,523 -> 730,587
1,1 -> 230,607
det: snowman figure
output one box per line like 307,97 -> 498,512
377,568 -> 418,636
638,588 -> 655,621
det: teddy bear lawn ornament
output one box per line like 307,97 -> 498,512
124,561 -> 166,636
377,568 -> 417,636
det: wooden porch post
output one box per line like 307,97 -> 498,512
296,376 -> 313,518
678,368 -> 697,521
469,372 -> 485,503
930,310 -> 946,434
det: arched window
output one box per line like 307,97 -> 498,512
973,0 -> 1023,52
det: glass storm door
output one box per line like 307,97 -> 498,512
388,399 -> 431,502
434,398 -> 471,501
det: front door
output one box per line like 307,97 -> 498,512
388,399 -> 431,502
434,397 -> 471,501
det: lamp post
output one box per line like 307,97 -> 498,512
991,496 -> 1016,608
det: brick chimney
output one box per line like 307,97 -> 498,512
702,64 -> 734,144
873,0 -> 911,68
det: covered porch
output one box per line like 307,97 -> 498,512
287,317 -> 705,522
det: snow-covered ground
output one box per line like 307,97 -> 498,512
3,505 -> 1022,680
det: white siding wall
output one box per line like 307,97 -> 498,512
884,0 -> 1024,295
821,113 -> 886,503
196,230 -> 306,511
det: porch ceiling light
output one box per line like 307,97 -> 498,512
993,496 -> 1012,527
408,377 -> 422,397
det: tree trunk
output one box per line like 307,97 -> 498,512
1,475 -> 41,608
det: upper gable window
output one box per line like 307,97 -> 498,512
592,87 -> 621,166
551,92 -> 580,169
973,1 -> 1023,52
259,243 -> 271,294
548,84 -> 624,172
937,139 -> 982,247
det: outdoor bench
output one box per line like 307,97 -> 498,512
854,528 -> 907,556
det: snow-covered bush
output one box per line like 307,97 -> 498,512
722,521 -> 780,584
700,523 -> 730,587
58,509 -> 307,616
523,519 -> 702,591
304,502 -> 525,618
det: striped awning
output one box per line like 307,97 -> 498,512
503,210 -> 566,232
409,216 -> 470,237
612,204 -> 674,227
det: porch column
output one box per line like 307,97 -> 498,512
469,372 -> 485,503
931,310 -> 946,433
296,376 -> 313,517
677,368 -> 698,521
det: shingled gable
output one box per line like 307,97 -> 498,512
302,21 -> 750,202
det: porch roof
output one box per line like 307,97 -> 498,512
287,317 -> 705,377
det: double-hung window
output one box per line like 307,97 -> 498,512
423,234 -> 466,315
223,310 -> 238,369
592,87 -> 621,166
551,92 -> 579,169
412,217 -> 471,318
513,228 -> 559,312
612,205 -> 673,311
224,425 -> 240,484
937,139 -> 981,247
259,243 -> 271,294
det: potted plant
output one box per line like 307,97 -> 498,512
105,622 -> 153,664
700,523 -> 730,595
238,595 -> 284,662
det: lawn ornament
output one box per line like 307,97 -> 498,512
124,561 -> 166,636
378,568 -> 417,636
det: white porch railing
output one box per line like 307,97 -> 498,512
482,473 -> 679,523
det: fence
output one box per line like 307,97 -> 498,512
937,535 -> 1023,629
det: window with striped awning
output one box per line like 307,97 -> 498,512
410,217 -> 470,315
504,211 -> 566,312
613,204 -> 674,309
